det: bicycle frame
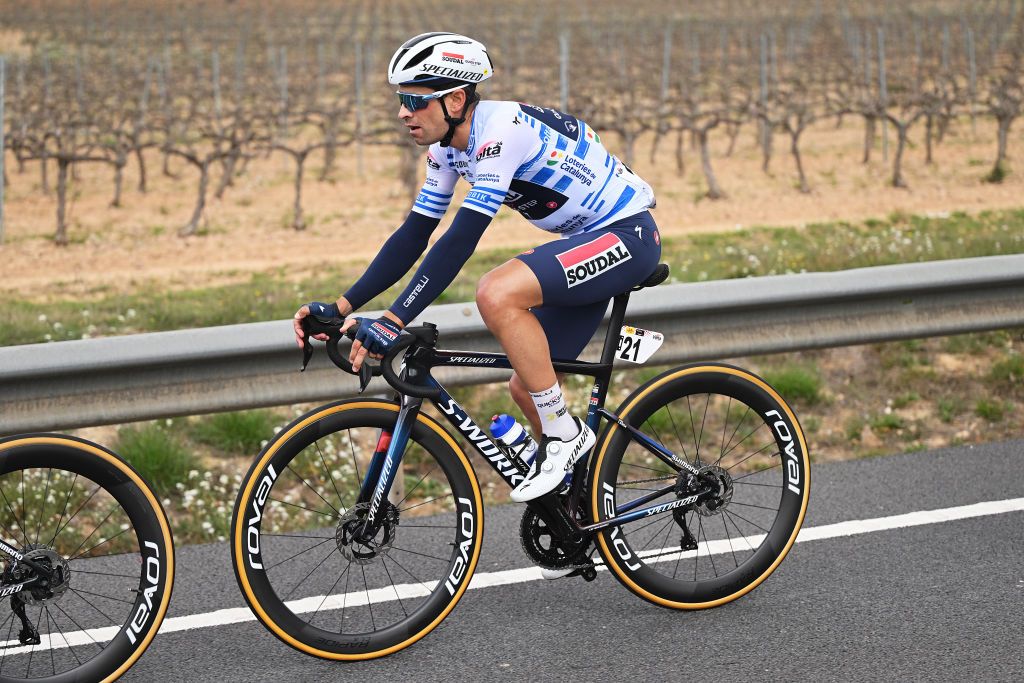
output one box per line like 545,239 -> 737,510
354,291 -> 711,540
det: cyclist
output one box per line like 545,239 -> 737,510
294,32 -> 660,505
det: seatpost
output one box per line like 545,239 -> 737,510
599,292 -> 631,366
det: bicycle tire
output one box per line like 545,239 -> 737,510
0,434 -> 175,683
231,399 -> 483,660
589,364 -> 810,608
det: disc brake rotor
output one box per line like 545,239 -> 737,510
336,502 -> 400,565
8,545 -> 72,605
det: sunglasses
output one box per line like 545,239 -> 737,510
396,83 -> 469,112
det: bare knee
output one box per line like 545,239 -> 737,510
476,270 -> 504,321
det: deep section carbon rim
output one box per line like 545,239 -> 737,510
0,435 -> 173,683
593,366 -> 809,607
232,402 -> 482,659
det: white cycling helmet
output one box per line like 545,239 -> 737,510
387,32 -> 493,87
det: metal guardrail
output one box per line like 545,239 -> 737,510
2,253 -> 1023,435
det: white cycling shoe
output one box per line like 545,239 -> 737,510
540,566 -> 576,580
510,417 -> 595,503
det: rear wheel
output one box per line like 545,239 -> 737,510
0,434 -> 174,683
231,399 -> 483,660
590,364 -> 810,608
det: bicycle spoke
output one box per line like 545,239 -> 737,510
67,503 -> 120,560
724,507 -> 771,534
269,497 -> 337,519
381,551 -> 437,597
35,468 -> 54,546
286,465 -> 342,518
315,440 -> 349,512
725,441 -> 779,472
25,603 -> 44,677
696,394 -> 711,464
0,484 -> 30,549
718,397 -> 733,464
70,524 -> 134,562
360,564 -> 375,632
339,562 -> 352,634
718,405 -> 753,465
265,537 -> 335,572
47,473 -> 79,547
389,545 -> 452,564
721,512 -> 739,569
51,484 -> 103,548
48,606 -> 82,665
399,493 -> 453,513
310,561 -> 352,627
637,516 -> 675,553
51,602 -> 104,651
347,432 -> 363,491
70,586 -> 135,606
285,546 -> 340,601
69,587 -> 122,623
730,462 -> 783,482
396,465 -> 438,508
1,607 -> 15,672
729,500 -> 781,512
380,557 -> 409,619
718,422 -> 768,464
45,608 -> 57,676
662,401 -> 692,463
72,568 -> 142,580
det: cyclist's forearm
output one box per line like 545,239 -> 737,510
342,211 -> 440,311
388,207 -> 490,325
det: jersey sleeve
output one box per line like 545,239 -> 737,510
461,112 -> 539,219
411,146 -> 459,219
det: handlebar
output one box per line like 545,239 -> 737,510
299,314 -> 441,400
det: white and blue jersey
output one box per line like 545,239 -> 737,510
412,101 -> 655,236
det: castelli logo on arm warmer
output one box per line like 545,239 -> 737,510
555,233 -> 633,288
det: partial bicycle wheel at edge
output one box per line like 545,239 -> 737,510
0,434 -> 174,683
231,399 -> 483,660
589,364 -> 810,609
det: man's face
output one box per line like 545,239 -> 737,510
397,86 -> 465,146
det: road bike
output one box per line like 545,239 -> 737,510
0,434 -> 174,682
230,263 -> 810,660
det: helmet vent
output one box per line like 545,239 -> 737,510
405,46 -> 434,69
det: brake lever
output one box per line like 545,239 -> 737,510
299,314 -> 345,372
300,333 -> 315,371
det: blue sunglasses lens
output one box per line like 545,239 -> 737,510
398,93 -> 432,111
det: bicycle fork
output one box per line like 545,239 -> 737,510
354,396 -> 423,538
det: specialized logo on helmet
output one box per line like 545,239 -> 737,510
475,141 -> 502,162
421,64 -> 485,82
556,233 -> 633,288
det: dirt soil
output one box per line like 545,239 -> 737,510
1,115 -> 1021,298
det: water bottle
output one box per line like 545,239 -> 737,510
489,414 -> 538,467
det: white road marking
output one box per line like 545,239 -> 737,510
4,496 -> 1023,655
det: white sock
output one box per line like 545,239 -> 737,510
529,382 -> 578,440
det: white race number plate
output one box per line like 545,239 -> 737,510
617,325 -> 664,364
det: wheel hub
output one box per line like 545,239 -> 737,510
7,545 -> 72,605
694,465 -> 733,516
335,502 -> 400,564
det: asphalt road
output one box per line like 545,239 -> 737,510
53,440 -> 1024,680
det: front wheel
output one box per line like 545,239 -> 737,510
0,434 -> 174,683
590,364 -> 810,609
231,399 -> 483,660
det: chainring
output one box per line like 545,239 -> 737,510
519,507 -> 591,570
